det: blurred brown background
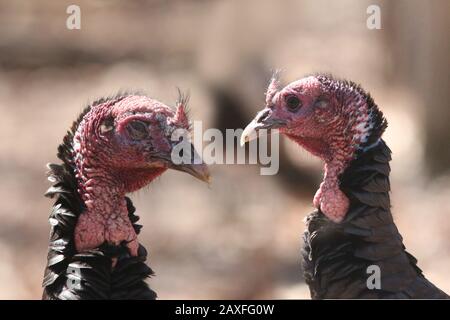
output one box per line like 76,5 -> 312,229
0,0 -> 449,299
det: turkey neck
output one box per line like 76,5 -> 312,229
78,169 -> 127,214
338,139 -> 392,218
302,139 -> 421,298
73,163 -> 140,256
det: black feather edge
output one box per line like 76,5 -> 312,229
302,140 -> 448,299
42,96 -> 157,300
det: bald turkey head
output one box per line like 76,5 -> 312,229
72,93 -> 209,256
241,74 -> 387,223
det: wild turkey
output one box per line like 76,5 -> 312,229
43,92 -> 209,299
241,73 -> 449,299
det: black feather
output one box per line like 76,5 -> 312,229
42,98 -> 157,300
302,140 -> 448,299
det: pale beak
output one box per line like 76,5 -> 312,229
240,108 -> 286,146
240,118 -> 261,146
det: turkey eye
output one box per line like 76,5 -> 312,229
286,95 -> 301,112
127,121 -> 148,140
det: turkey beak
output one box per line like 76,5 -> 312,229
171,161 -> 210,184
240,108 -> 287,146
168,143 -> 211,184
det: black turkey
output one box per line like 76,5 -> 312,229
241,73 -> 449,299
43,92 -> 209,299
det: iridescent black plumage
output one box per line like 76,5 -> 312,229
302,140 -> 448,299
42,98 -> 156,300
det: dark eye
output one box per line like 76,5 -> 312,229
127,121 -> 148,140
286,95 -> 301,112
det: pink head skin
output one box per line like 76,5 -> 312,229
242,74 -> 386,223
72,94 -> 209,256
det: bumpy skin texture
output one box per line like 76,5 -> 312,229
303,140 -> 448,298
72,95 -> 187,255
244,73 -> 448,299
43,162 -> 156,299
43,92 -> 198,300
266,75 -> 386,222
